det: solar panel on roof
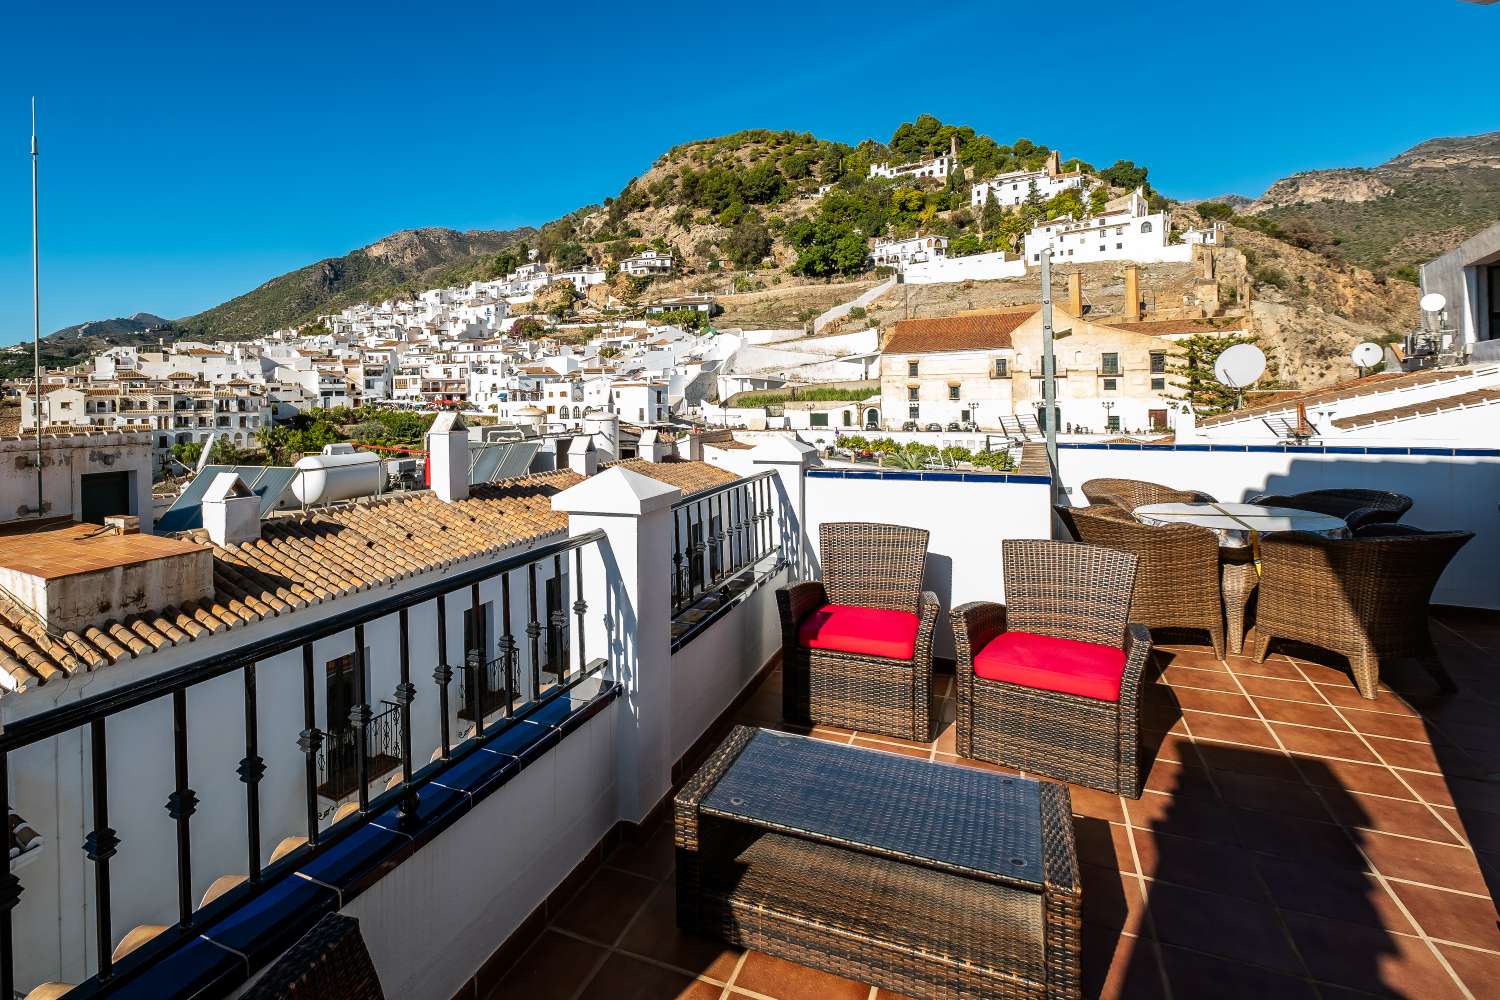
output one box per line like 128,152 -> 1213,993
469,443 -> 507,485
493,440 -> 540,482
155,465 -> 299,534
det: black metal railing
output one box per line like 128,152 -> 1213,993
670,471 -> 781,630
317,701 -> 402,802
0,528 -> 607,998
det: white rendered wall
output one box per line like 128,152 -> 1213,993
803,474 -> 1054,657
903,252 -> 1027,284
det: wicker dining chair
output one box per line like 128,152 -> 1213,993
1246,527 -> 1472,699
951,539 -> 1151,797
242,913 -> 385,1000
1058,504 -> 1226,658
1081,478 -> 1216,510
1249,488 -> 1413,531
779,523 -> 939,741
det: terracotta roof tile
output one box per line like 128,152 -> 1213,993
882,309 -> 1035,355
0,462 -> 738,694
1199,367 -> 1473,427
1331,386 -> 1500,429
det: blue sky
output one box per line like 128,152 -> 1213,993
2,0 -> 1496,341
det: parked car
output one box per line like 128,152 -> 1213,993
945,422 -> 962,432
902,421 -> 919,431
925,423 -> 943,432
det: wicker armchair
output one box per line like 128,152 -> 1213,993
1058,504 -> 1225,658
1250,488 -> 1412,531
242,913 -> 384,1000
779,523 -> 939,741
951,539 -> 1151,797
1246,528 -> 1472,699
1081,478 -> 1216,510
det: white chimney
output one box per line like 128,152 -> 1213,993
567,435 -> 598,477
637,429 -> 673,463
426,411 -> 470,502
202,472 -> 261,546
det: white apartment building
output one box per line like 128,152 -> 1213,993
1181,222 -> 1227,246
870,234 -> 949,271
609,381 -> 670,424
1022,189 -> 1190,267
970,149 -> 1090,209
619,250 -> 674,277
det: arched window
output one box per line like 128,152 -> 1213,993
1140,221 -> 1153,234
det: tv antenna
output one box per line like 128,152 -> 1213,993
31,97 -> 43,519
1213,343 -> 1266,410
1351,342 -> 1382,376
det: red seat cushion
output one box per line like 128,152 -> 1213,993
973,631 -> 1125,702
798,604 -> 920,661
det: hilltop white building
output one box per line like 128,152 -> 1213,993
869,137 -> 959,182
871,234 -> 949,271
1023,188 -> 1190,267
970,150 -> 1091,209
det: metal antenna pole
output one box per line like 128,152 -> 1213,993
32,97 -> 43,519
1040,249 -> 1058,498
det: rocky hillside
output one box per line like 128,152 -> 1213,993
173,227 -> 534,341
1241,131 -> 1500,273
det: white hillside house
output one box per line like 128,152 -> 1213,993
619,250 -> 674,277
553,266 -> 606,292
970,150 -> 1090,209
871,234 -> 949,271
869,137 -> 959,181
1023,188 -> 1189,266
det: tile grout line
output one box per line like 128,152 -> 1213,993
1273,652 -> 1476,1000
1171,655 -> 1325,995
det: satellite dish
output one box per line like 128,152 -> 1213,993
1213,343 -> 1267,389
1351,342 -> 1383,368
1419,292 -> 1446,314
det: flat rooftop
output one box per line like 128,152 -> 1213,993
0,524 -> 203,581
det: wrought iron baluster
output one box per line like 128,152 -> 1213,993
351,625 -> 372,813
240,664 -> 265,881
500,572 -> 515,718
434,595 -> 452,761
671,506 -> 683,611
299,645 -> 322,846
469,582 -> 486,739
1,750 -> 20,999
527,561 -> 542,701
84,718 -> 118,980
714,491 -> 726,587
167,689 -> 196,926
573,545 -> 588,677
551,552 -> 566,687
395,608 -> 417,821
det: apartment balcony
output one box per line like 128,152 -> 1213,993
2,441 -> 1497,1000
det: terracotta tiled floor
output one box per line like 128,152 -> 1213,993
491,610 -> 1500,999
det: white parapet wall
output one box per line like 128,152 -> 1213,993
803,468 -> 1055,657
901,251 -> 1027,285
1054,442 -> 1500,609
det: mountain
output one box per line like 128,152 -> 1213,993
172,226 -> 534,341
49,313 -> 169,342
1243,131 -> 1500,272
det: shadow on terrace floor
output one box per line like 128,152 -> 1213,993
488,619 -> 1500,1000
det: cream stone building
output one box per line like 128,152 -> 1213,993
879,304 -> 1244,434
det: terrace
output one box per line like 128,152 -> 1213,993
1,435 -> 1497,999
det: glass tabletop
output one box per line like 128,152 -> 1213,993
700,728 -> 1045,886
1133,502 -> 1349,548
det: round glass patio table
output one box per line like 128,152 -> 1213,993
1132,502 -> 1350,548
1131,503 -> 1350,655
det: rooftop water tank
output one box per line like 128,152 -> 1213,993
292,451 -> 383,505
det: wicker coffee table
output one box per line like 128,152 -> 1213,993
675,727 -> 1080,999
